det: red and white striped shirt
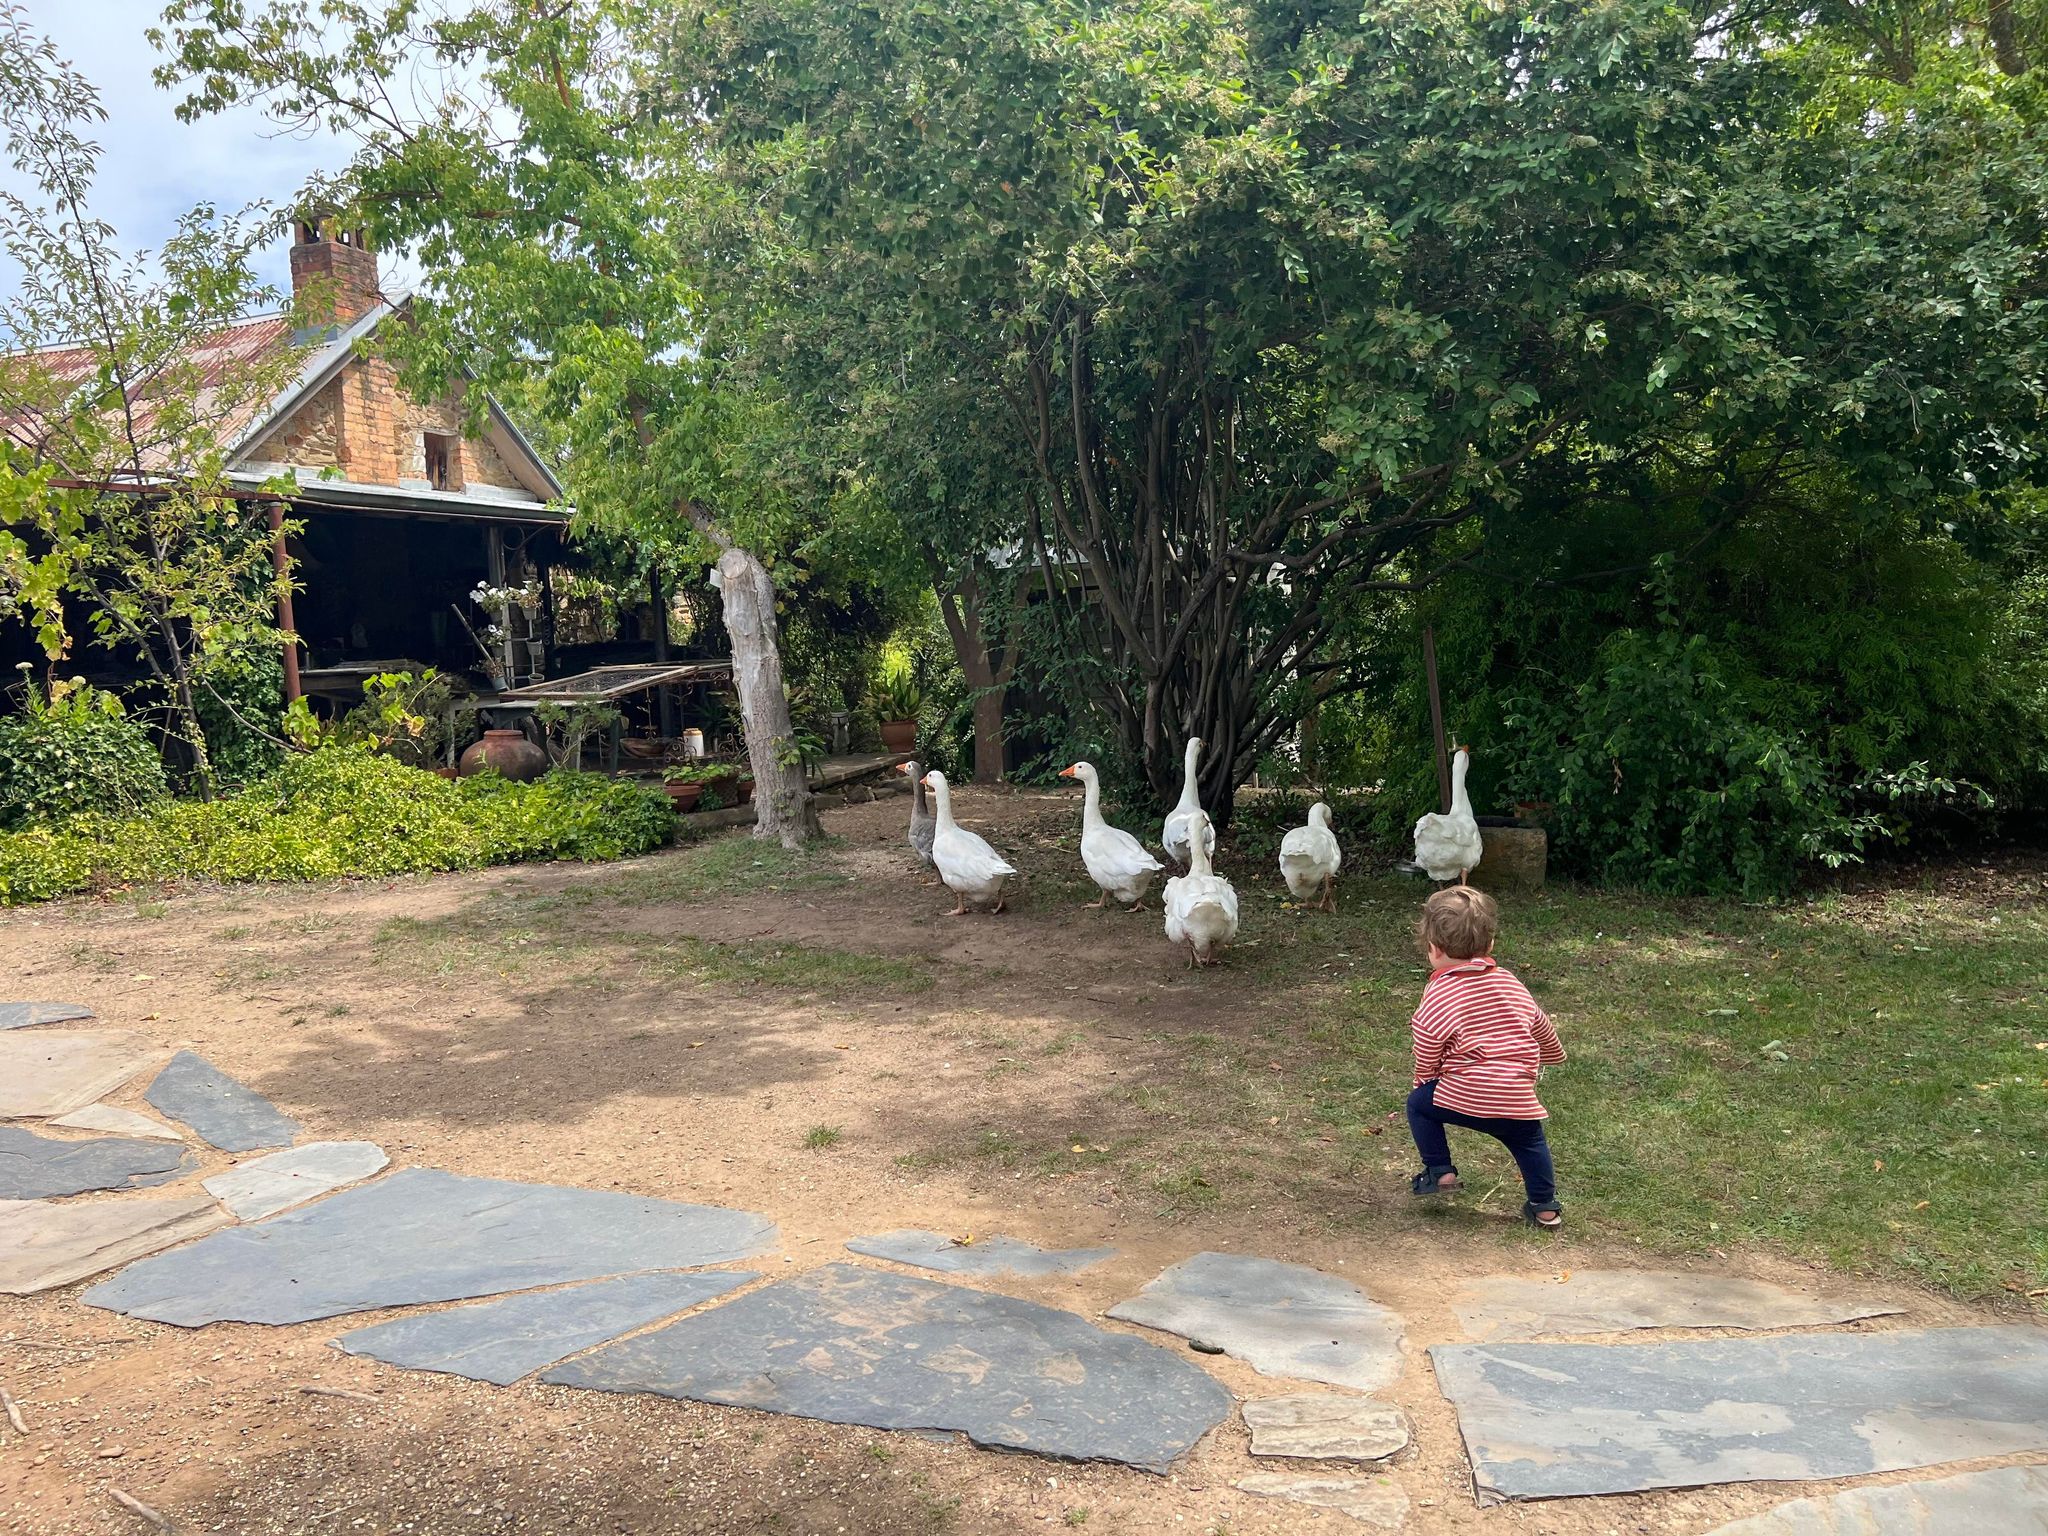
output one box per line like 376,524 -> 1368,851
1411,956 -> 1564,1120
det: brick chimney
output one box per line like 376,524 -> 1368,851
289,216 -> 380,327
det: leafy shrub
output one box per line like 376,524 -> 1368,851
1503,624 -> 1847,899
0,745 -> 674,904
192,644 -> 286,785
0,678 -> 167,828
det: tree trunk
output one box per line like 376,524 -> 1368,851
712,544 -> 820,848
1989,0 -> 2026,76
929,555 -> 1024,785
970,689 -> 1006,784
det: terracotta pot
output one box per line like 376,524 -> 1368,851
736,777 -> 755,804
664,781 -> 703,811
457,728 -> 549,782
879,718 -> 916,754
432,766 -> 458,781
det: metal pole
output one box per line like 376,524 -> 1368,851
1423,625 -> 1450,814
270,503 -> 301,703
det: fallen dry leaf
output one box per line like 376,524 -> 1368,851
1873,1159 -> 1884,1172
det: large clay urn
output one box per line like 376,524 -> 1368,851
458,728 -> 549,782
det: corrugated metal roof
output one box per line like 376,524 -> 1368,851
0,313 -> 299,472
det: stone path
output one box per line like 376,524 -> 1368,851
201,1141 -> 388,1220
0,1123 -> 190,1199
1107,1251 -> 1406,1391
846,1228 -> 1116,1277
145,1049 -> 300,1151
1432,1326 -> 2048,1502
1,1195 -> 229,1295
0,1029 -> 158,1117
1242,1394 -> 1409,1463
1452,1268 -> 1901,1341
86,1167 -> 777,1325
543,1262 -> 1233,1473
336,1272 -> 757,1386
1699,1464 -> 2048,1534
6,1005 -> 2047,1522
0,1000 -> 94,1028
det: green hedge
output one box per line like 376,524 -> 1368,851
0,746 -> 675,904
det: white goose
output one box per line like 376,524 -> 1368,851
1412,746 -> 1483,883
1164,811 -> 1238,966
1060,760 -> 1165,911
923,769 -> 1017,914
899,759 -> 936,874
1161,736 -> 1216,869
1279,801 -> 1342,912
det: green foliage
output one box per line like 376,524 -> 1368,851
192,644 -> 286,784
0,677 -> 167,829
661,761 -> 743,785
0,746 -> 673,904
1504,620 -> 1853,899
0,15 -> 306,792
870,651 -> 922,722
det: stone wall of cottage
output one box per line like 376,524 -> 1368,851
247,357 -> 531,495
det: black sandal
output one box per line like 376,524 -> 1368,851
1523,1199 -> 1564,1229
1411,1165 -> 1461,1196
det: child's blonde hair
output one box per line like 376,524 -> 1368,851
1418,886 -> 1498,960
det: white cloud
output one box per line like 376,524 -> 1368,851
1,1 -> 415,305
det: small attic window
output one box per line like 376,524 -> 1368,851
423,432 -> 457,491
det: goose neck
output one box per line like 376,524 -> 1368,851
1080,773 -> 1103,828
1450,752 -> 1472,815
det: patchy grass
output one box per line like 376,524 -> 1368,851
1257,875 -> 2048,1302
803,1125 -> 844,1150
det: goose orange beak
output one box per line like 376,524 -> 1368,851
1059,765 -> 1077,779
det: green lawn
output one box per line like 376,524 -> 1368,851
1250,874 -> 2048,1302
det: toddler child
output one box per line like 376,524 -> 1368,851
1405,886 -> 1565,1228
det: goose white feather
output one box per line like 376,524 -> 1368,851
1161,736 -> 1217,868
923,770 -> 1017,912
1163,811 -> 1237,966
1061,761 -> 1164,908
900,759 -> 936,868
1279,801 -> 1342,910
1412,747 -> 1484,883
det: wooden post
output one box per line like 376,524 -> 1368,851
1423,625 -> 1450,814
270,502 -> 301,703
484,526 -> 516,685
649,562 -> 677,740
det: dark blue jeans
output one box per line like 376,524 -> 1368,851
1407,1079 -> 1558,1205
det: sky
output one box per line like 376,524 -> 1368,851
0,0 -> 376,306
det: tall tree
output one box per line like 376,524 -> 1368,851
153,0 -> 823,844
0,10 -> 301,792
668,0 -> 2048,822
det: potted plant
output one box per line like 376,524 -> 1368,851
872,661 -> 921,756
661,764 -> 712,811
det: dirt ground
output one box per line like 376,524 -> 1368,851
0,784 -> 2035,1536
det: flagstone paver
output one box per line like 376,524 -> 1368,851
846,1229 -> 1116,1278
1234,1473 -> 1409,1528
543,1261 -> 1233,1473
1698,1464 -> 2048,1534
1432,1325 -> 2048,1502
1452,1269 -> 1901,1341
202,1141 -> 389,1220
0,1124 -> 191,1199
84,1167 -> 778,1326
0,1030 -> 157,1118
0,1001 -> 95,1029
1243,1395 -> 1409,1463
335,1271 -> 756,1385
0,1196 -> 230,1294
1108,1252 -> 1405,1392
51,1103 -> 182,1141
144,1050 -> 299,1152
